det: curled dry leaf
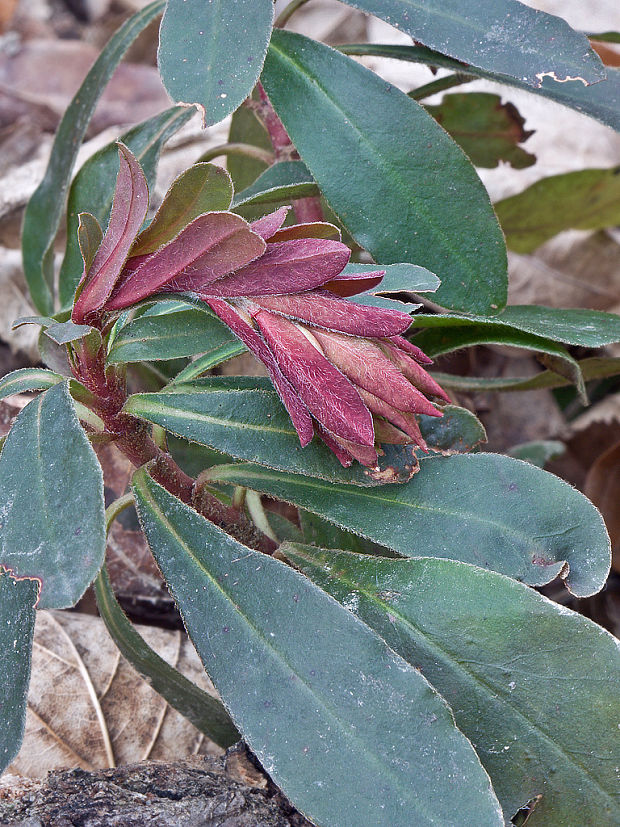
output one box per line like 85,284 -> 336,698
585,439 -> 620,573
6,611 -> 221,779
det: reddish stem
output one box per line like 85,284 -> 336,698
255,84 -> 325,224
71,342 -> 276,554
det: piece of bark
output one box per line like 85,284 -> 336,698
0,749 -> 314,826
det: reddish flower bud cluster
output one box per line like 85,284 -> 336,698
72,145 -> 449,469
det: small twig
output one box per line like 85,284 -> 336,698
197,142 -> 275,165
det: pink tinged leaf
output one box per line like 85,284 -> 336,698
317,424 -> 379,468
316,427 -> 353,467
106,212 -> 265,310
387,335 -> 434,365
204,299 -> 314,447
312,329 -> 441,418
373,418 -> 411,445
268,221 -> 341,243
380,341 -> 451,402
358,387 -> 429,451
253,310 -> 375,447
72,143 -> 149,323
252,291 -> 411,337
250,206 -> 290,239
201,238 -> 351,297
324,271 -> 386,297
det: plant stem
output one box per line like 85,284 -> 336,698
71,340 -> 276,553
197,142 -> 274,165
256,82 -> 326,223
409,73 -> 476,101
274,0 -> 312,28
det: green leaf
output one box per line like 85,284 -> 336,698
77,212 -> 103,273
205,452 -> 611,597
0,383 -> 106,608
108,306 -> 238,363
262,31 -> 508,315
130,163 -> 234,257
133,469 -> 503,827
434,356 -> 620,392
507,440 -> 565,468
227,98 -> 271,191
418,405 -> 487,454
0,569 -> 38,774
412,321 -> 586,398
412,305 -> 620,348
124,376 -> 421,485
167,342 -> 247,383
232,160 -> 318,207
94,564 -> 239,748
21,0 -> 166,315
43,320 -> 96,345
59,105 -> 194,309
337,0 -> 604,87
158,0 -> 273,126
425,92 -> 535,169
284,547 -> 620,827
588,31 -> 620,44
344,263 -> 440,311
494,167 -> 620,252
299,510 -> 392,556
0,368 -> 65,400
339,44 -> 620,133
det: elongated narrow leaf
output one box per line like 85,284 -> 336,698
158,0 -> 273,126
108,307 -> 238,363
125,376 -> 427,485
0,383 -> 105,608
262,31 -> 508,315
0,368 -> 64,400
131,163 -> 234,257
168,342 -> 247,383
425,92 -> 535,168
94,565 -> 239,748
133,469 -> 503,827
435,356 -> 620,392
413,305 -> 620,348
495,167 -> 620,252
0,570 -> 38,774
344,263 -> 440,310
72,144 -> 149,323
412,322 -> 586,396
21,0 -> 166,314
232,161 -> 318,207
206,453 -> 611,597
285,548 -> 620,827
338,0 -> 603,87
59,106 -> 194,309
339,44 -> 620,132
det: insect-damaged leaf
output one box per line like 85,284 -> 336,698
205,452 -> 611,597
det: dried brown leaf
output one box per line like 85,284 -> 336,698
585,440 -> 620,572
7,611 -> 220,779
